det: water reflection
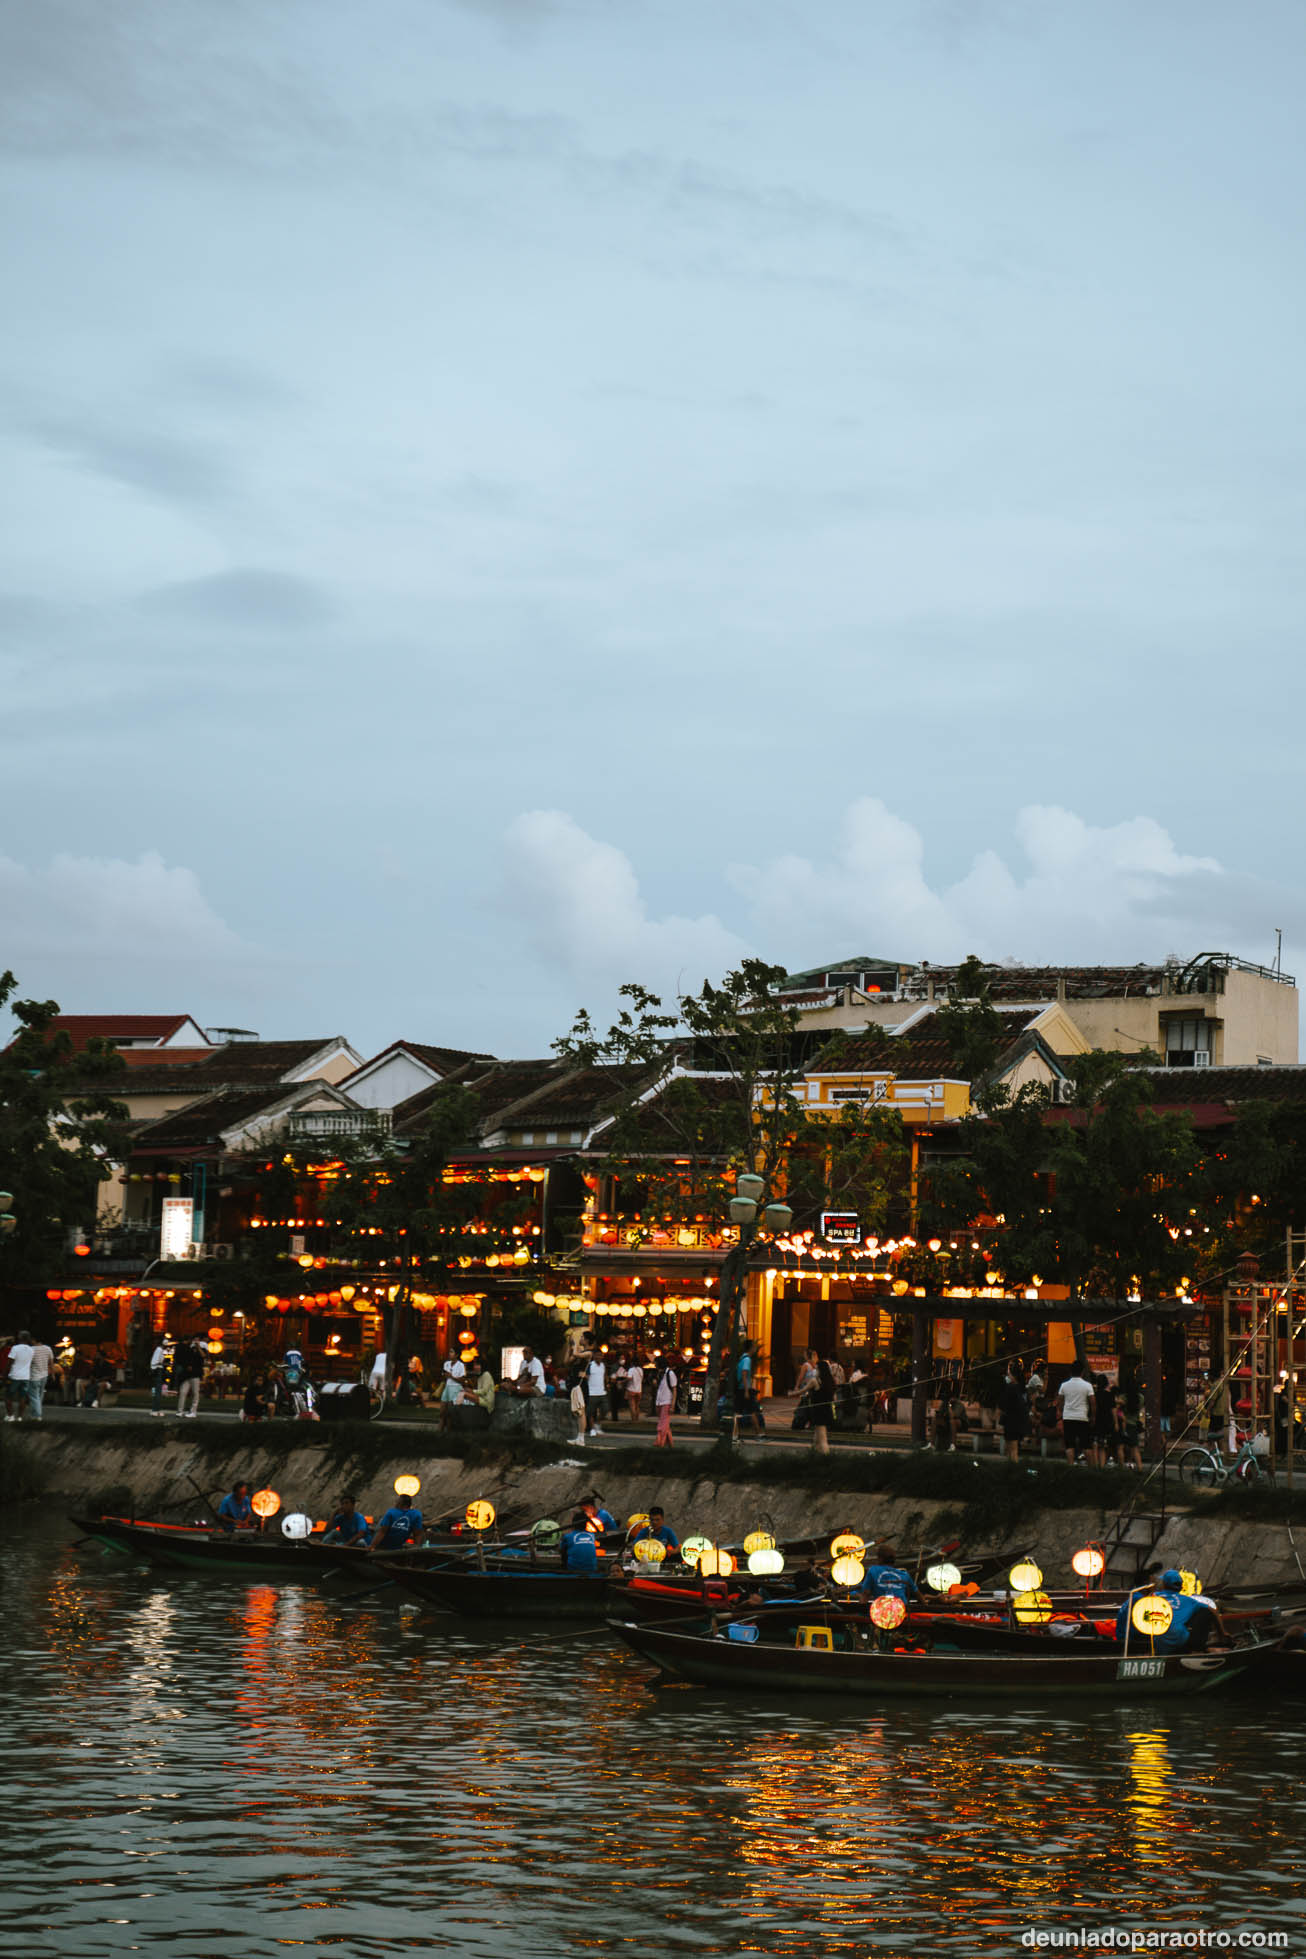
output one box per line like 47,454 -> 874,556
2,1517 -> 1303,1958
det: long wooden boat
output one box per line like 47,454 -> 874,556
611,1612 -> 1278,1698
389,1561 -> 615,1618
71,1514 -> 341,1575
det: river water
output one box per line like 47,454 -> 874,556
3,1516 -> 1304,1959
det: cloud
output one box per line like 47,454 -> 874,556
137,568 -> 337,629
0,850 -> 246,966
504,809 -> 748,1001
20,409 -> 233,507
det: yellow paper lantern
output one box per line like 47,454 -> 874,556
830,1555 -> 866,1588
743,1529 -> 776,1555
1179,1569 -> 1201,1596
465,1499 -> 496,1532
250,1488 -> 281,1519
626,1512 -> 651,1532
748,1547 -> 785,1577
1013,1589 -> 1053,1625
925,1561 -> 962,1593
1008,1558 -> 1043,1592
631,1537 -> 667,1564
393,1474 -> 421,1498
830,1532 -> 866,1560
698,1548 -> 735,1578
681,1535 -> 714,1569
869,1592 -> 906,1629
1131,1593 -> 1174,1638
1072,1546 -> 1106,1580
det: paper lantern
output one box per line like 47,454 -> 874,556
698,1548 -> 735,1577
393,1474 -> 421,1498
465,1499 -> 495,1532
632,1537 -> 667,1564
1013,1589 -> 1053,1625
1008,1558 -> 1043,1592
743,1529 -> 776,1555
869,1593 -> 906,1629
1131,1593 -> 1174,1638
281,1513 -> 311,1540
748,1547 -> 785,1577
1179,1569 -> 1201,1596
1072,1546 -> 1106,1580
626,1512 -> 651,1532
681,1535 -> 714,1569
830,1555 -> 866,1588
830,1532 -> 866,1560
251,1489 -> 281,1519
925,1561 -> 962,1593
531,1518 -> 561,1551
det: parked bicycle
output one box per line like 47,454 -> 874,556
1176,1429 -> 1273,1489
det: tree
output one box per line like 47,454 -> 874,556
0,974 -> 130,1293
932,954 -> 1008,1099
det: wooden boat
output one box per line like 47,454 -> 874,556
389,1560 -> 615,1619
71,1514 -> 340,1575
610,1609 -> 1279,1699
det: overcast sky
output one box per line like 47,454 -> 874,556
3,0 -> 1305,1059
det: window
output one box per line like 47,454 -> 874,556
1162,1017 -> 1213,1067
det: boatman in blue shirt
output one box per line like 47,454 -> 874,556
324,1491 -> 371,1546
216,1482 -> 253,1533
561,1511 -> 600,1573
1115,1569 -> 1227,1653
368,1497 -> 423,1552
630,1506 -> 680,1552
581,1495 -> 618,1534
857,1542 -> 920,1604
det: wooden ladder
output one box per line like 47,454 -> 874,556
1102,1510 -> 1168,1581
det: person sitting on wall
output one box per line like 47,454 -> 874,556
508,1346 -> 546,1396
217,1482 -> 253,1533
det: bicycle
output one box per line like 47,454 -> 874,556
1176,1430 -> 1273,1489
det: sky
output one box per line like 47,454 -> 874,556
3,0 -> 1306,1059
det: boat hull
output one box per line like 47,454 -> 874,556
391,1563 -> 614,1618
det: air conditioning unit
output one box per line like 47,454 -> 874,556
1050,1078 -> 1076,1104
1193,1051 -> 1211,1068
207,1242 -> 235,1260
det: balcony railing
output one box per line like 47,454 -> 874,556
288,1111 -> 392,1140
581,1220 -> 737,1253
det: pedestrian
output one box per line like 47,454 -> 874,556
735,1341 -> 766,1436
241,1373 -> 267,1423
1118,1377 -> 1144,1471
809,1357 -> 837,1456
368,1348 -> 388,1395
149,1337 -> 172,1417
931,1381 -> 956,1452
569,1366 -> 588,1444
439,1350 -> 466,1427
26,1335 -> 54,1420
1091,1374 -> 1118,1468
610,1353 -> 629,1423
1057,1362 -> 1096,1465
4,1330 -> 34,1423
655,1356 -> 678,1446
791,1348 -> 819,1430
172,1338 -> 203,1418
999,1363 -> 1030,1463
585,1349 -> 608,1436
625,1355 -> 644,1423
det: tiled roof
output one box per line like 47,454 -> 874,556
14,1014 -> 203,1051
400,1040 -> 495,1074
489,1064 -> 656,1132
118,1047 -> 219,1069
131,1086 -> 301,1151
779,955 -> 904,988
810,1009 -> 1044,1083
392,1059 -> 569,1140
1134,1065 -> 1306,1109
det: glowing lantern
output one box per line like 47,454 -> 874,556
1013,1590 -> 1053,1624
281,1513 -> 312,1540
1131,1594 -> 1174,1638
1072,1546 -> 1106,1581
698,1548 -> 735,1577
748,1547 -> 785,1577
393,1474 -> 421,1498
1179,1569 -> 1201,1596
339,1285 -> 355,1302
925,1561 -> 962,1593
869,1593 -> 907,1629
830,1532 -> 866,1560
465,1499 -> 495,1532
1008,1558 -> 1043,1593
251,1489 -> 281,1519
681,1535 -> 714,1569
743,1529 -> 776,1555
831,1555 -> 866,1588
531,1519 -> 561,1551
632,1537 -> 667,1564
626,1512 -> 651,1532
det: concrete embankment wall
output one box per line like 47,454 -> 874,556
7,1425 -> 1306,1591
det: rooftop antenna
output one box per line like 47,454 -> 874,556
1275,928 -> 1283,977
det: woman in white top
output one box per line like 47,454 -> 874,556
585,1354 -> 607,1435
626,1360 -> 644,1422
655,1360 -> 677,1447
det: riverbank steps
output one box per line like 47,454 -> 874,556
6,1422 -> 1306,1590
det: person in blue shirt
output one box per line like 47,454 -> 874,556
368,1500 -> 423,1552
581,1496 -> 617,1534
561,1512 -> 600,1574
630,1506 -> 680,1552
857,1542 -> 920,1603
323,1491 -> 370,1546
216,1482 -> 253,1533
1115,1570 -> 1227,1653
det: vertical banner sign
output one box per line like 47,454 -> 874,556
160,1197 -> 195,1261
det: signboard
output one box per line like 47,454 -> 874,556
160,1197 -> 195,1261
820,1212 -> 861,1245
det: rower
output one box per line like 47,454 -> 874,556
856,1542 -> 920,1605
216,1482 -> 253,1533
1115,1569 -> 1228,1653
630,1506 -> 680,1553
368,1492 -> 423,1553
561,1511 -> 600,1574
323,1491 -> 371,1546
581,1495 -> 617,1535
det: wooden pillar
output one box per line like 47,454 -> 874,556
911,1306 -> 930,1446
1143,1316 -> 1163,1458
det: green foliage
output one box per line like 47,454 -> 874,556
0,973 -> 130,1288
933,955 -> 1008,1094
